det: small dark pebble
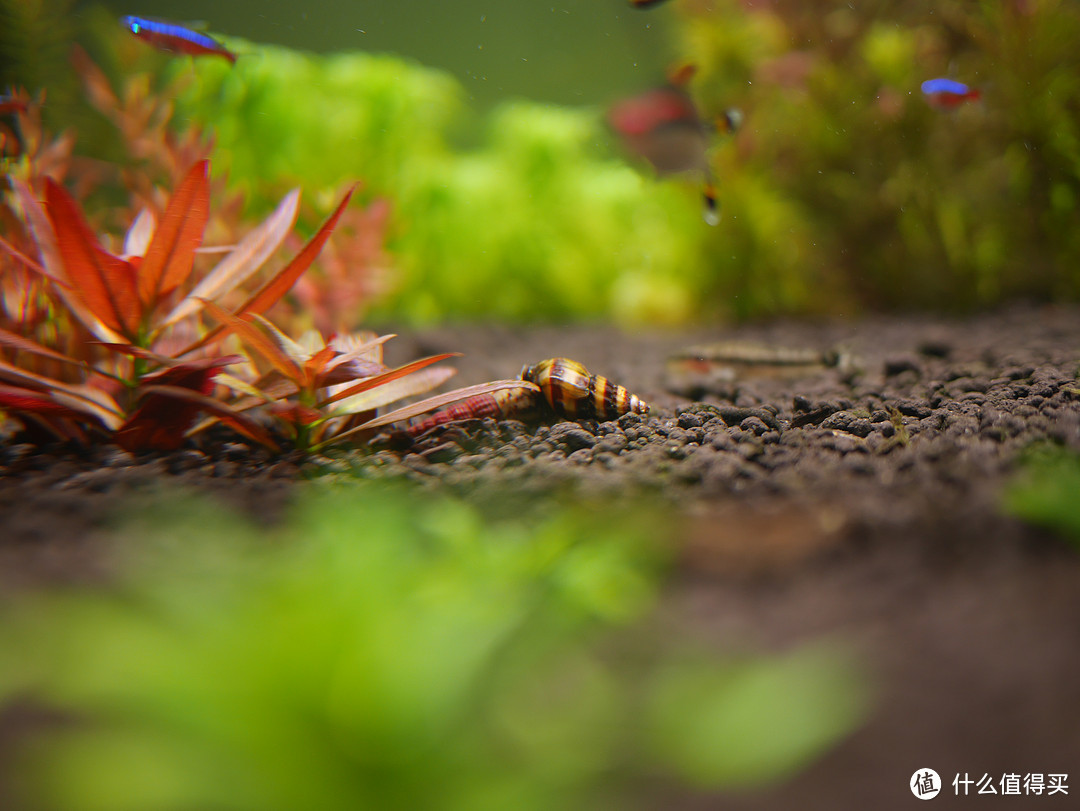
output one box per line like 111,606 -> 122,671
716,406 -> 781,433
419,442 -> 464,464
894,399 -> 932,418
790,406 -> 836,428
167,450 -> 207,473
676,412 -> 703,430
740,416 -> 771,436
917,339 -> 952,358
213,461 -> 238,478
104,449 -> 137,468
821,411 -> 873,438
548,424 -> 597,451
220,443 -> 250,461
595,434 -> 628,454
884,356 -> 922,377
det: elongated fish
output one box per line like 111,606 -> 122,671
921,78 -> 980,110
121,16 -> 236,64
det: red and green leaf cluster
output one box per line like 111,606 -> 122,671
0,154 -> 454,453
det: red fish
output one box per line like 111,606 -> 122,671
608,79 -> 739,225
0,93 -> 28,116
921,78 -> 981,110
121,16 -> 236,64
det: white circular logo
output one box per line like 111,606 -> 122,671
911,768 -> 942,800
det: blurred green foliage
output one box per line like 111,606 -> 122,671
158,44 -> 707,326
0,482 -> 868,809
0,0 -> 75,105
1003,445 -> 1080,545
683,0 -> 1080,315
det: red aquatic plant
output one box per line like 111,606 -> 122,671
0,158 -> 383,451
201,303 -> 457,451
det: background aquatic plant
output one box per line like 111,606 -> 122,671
675,0 -> 1080,315
0,481 -> 870,810
147,44 -> 711,326
68,0 -> 1077,325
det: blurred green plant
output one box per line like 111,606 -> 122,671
0,0 -> 76,119
1003,445 -> 1080,545
0,482 -> 869,810
680,0 -> 1080,315
153,43 -> 711,326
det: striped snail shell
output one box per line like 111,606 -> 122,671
519,358 -> 649,420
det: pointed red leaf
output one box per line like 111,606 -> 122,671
138,160 -> 210,306
0,233 -> 69,287
0,327 -> 88,372
303,345 -> 338,389
12,179 -> 124,344
238,185 -> 355,317
201,300 -> 304,383
0,385 -> 105,444
0,385 -> 91,417
45,178 -> 141,338
0,358 -> 125,426
177,188 -> 355,357
318,353 -> 459,408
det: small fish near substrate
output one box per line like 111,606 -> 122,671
2,305 -> 1080,810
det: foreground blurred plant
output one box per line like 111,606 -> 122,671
1003,445 -> 1080,547
0,482 -> 869,810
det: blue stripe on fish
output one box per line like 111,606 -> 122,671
121,16 -> 221,50
921,78 -> 971,96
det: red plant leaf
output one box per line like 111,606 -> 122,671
178,187 -> 355,357
161,188 -> 300,330
0,233 -> 69,287
270,401 -> 324,426
114,357 -> 259,451
0,327 -> 88,371
11,179 -> 124,344
318,353 -> 460,408
138,385 -> 278,450
45,178 -> 141,338
303,345 -> 338,390
239,186 -> 356,318
138,160 -> 210,306
200,300 -> 303,383
0,385 -> 104,444
0,358 -> 124,427
143,356 -> 241,394
0,385 -> 90,416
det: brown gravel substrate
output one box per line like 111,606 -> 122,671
2,303 -> 1080,809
